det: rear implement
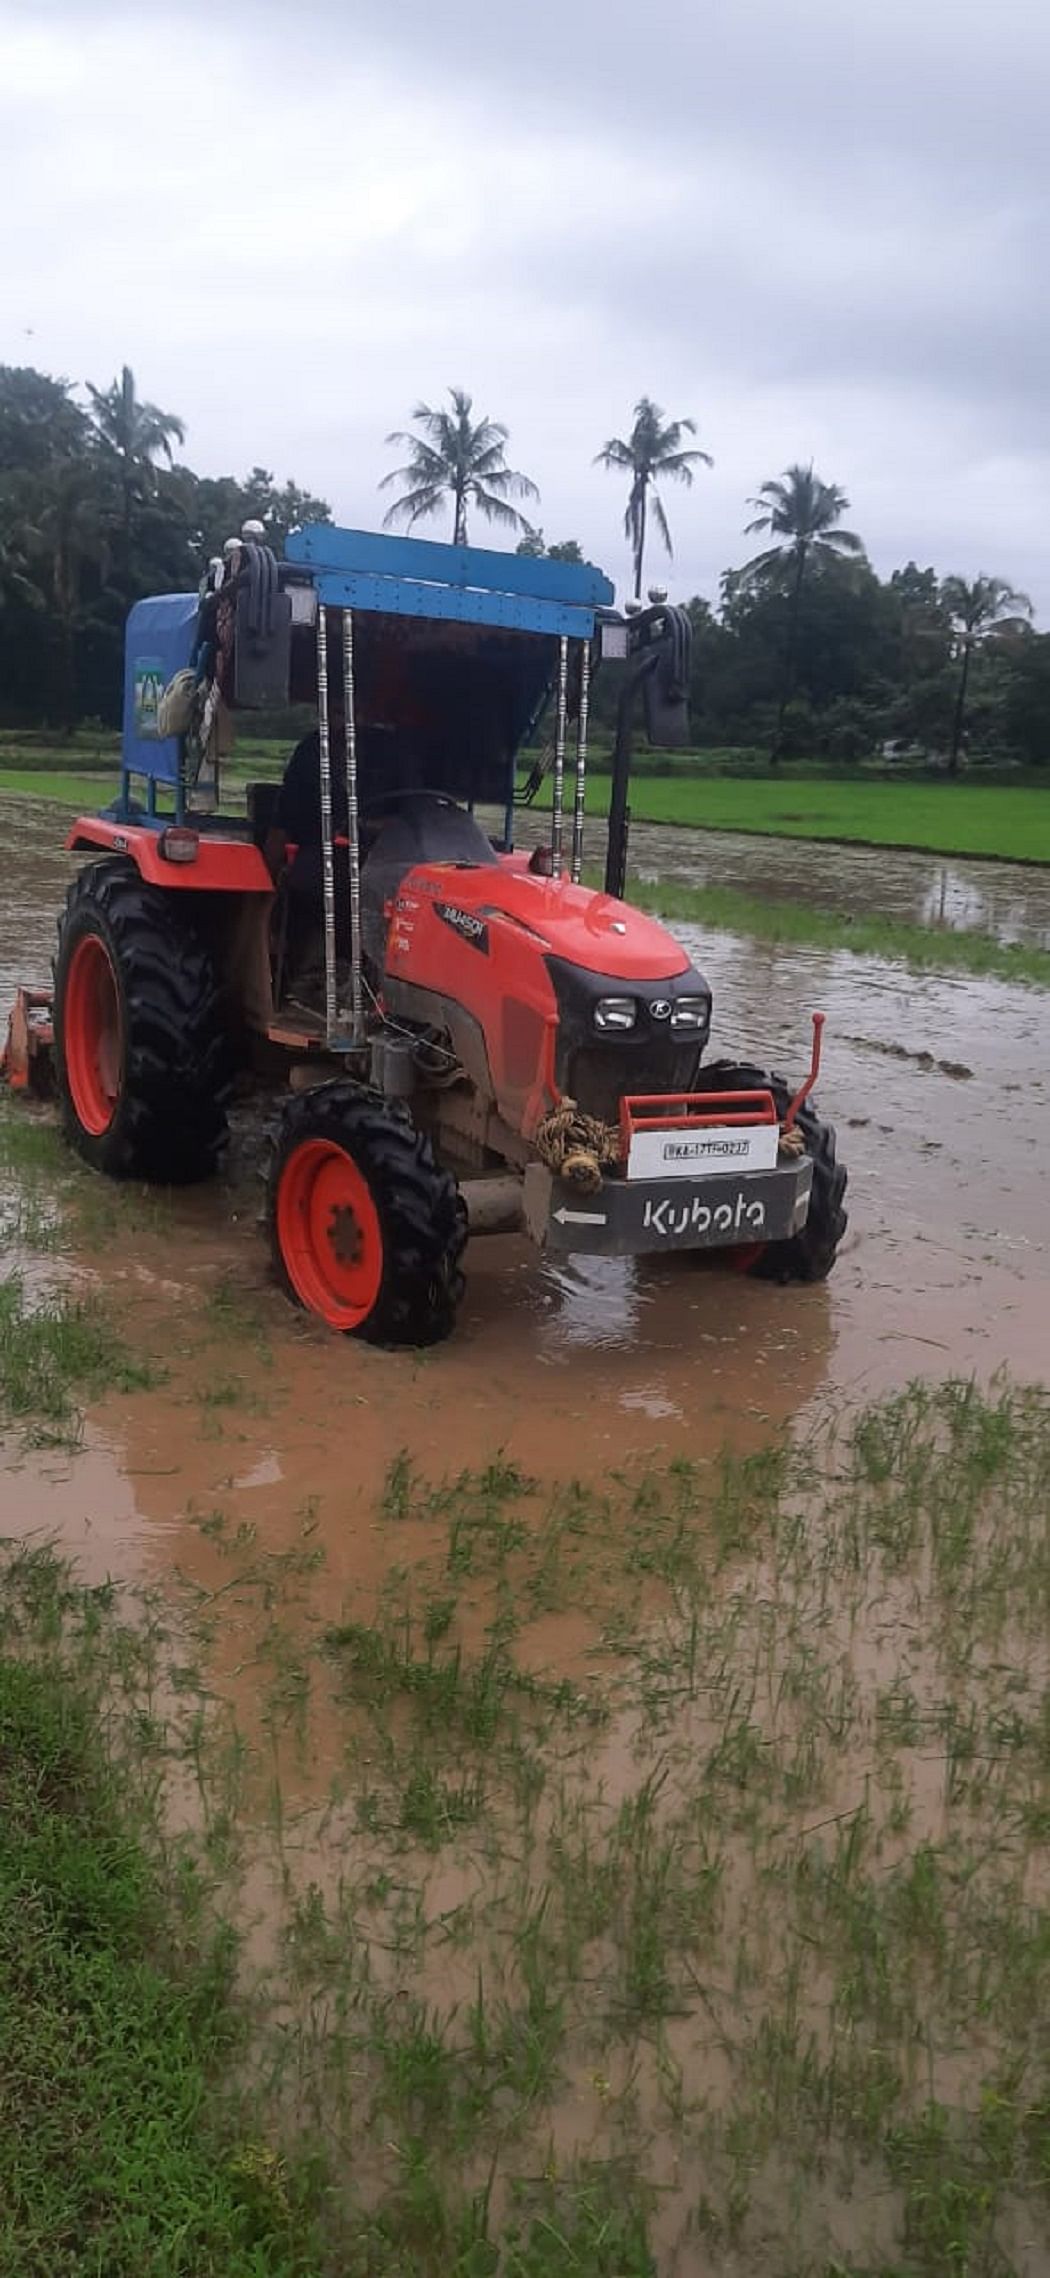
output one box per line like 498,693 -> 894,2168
0,986 -> 53,1097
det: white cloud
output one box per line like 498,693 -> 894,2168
2,0 -> 1048,613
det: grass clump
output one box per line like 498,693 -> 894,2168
611,873 -> 1050,988
0,768 -> 114,806
0,1105 -> 68,1183
325,1603 -> 594,1743
0,1275 -> 159,1444
559,772 -> 1050,862
0,1094 -> 182,1259
0,1651 -> 318,2278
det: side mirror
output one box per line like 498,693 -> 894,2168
642,605 -> 692,748
233,544 -> 292,708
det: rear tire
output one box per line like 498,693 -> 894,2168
693,1058 -> 848,1283
269,1082 -> 467,1346
54,858 -> 230,1184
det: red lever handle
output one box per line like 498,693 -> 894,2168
783,1011 -> 826,1131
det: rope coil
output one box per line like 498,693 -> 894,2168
534,1100 -> 621,1195
535,1097 -> 808,1194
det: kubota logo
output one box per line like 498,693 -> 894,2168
649,999 -> 672,1020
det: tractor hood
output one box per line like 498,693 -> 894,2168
469,865 -> 692,982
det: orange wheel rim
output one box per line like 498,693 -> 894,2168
64,934 -> 122,1136
276,1138 -> 384,1329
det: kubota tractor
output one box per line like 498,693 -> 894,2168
2,524 -> 846,1344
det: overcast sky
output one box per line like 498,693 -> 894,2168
3,0 -> 1048,615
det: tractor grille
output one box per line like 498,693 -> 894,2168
544,953 -> 712,1127
565,1042 -> 702,1127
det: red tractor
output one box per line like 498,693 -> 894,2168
4,524 -> 846,1344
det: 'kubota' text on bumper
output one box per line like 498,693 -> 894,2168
523,1158 -> 813,1257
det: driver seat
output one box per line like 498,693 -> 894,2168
361,794 -> 498,970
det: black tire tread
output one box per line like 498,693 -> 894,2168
54,858 -> 230,1184
269,1081 -> 468,1347
694,1057 -> 848,1282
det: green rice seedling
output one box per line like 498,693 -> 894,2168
0,1273 -> 158,1445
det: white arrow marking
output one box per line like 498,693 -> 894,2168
554,1205 -> 608,1226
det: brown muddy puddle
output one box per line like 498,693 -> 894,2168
4,923 -> 1048,1669
0,790 -> 1047,1656
1,784 -> 1049,1631
0,795 -> 80,1002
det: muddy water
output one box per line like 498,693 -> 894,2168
2,790 -> 1049,1633
7,935 -> 1050,1633
0,796 -> 79,1006
512,809 -> 1050,949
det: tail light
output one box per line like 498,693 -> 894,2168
158,827 -> 199,865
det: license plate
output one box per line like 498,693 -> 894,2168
626,1122 -> 780,1181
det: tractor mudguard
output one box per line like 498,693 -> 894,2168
65,816 -> 273,893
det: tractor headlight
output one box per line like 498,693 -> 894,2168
594,997 -> 637,1033
670,997 -> 710,1031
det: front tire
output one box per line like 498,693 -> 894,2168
53,858 -> 230,1184
269,1082 -> 467,1346
693,1058 -> 848,1282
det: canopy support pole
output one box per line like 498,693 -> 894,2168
550,634 -> 569,878
570,638 -> 590,883
315,607 -> 339,1045
342,609 -> 365,1045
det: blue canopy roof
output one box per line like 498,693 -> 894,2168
118,529 -> 617,790
284,525 -> 614,639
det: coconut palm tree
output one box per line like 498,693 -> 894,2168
595,398 -> 711,599
742,464 -> 864,762
380,389 -> 538,546
85,364 -> 185,579
940,574 -> 1032,774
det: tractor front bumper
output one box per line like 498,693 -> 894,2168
522,1157 -> 813,1258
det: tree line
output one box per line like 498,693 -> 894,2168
0,364 -> 330,731
1,363 -> 1047,772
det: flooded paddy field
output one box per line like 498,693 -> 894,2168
5,923 -> 1048,1591
513,808 -> 1050,952
2,791 -> 1049,2273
